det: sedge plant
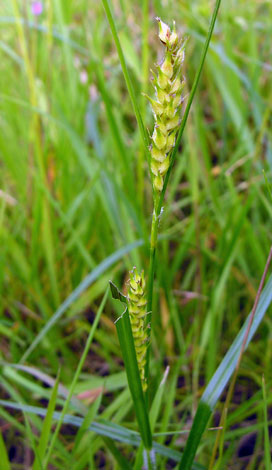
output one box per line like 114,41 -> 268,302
3,0 -> 272,469
106,1 -> 272,468
0,0 -> 272,470
108,10 -> 222,469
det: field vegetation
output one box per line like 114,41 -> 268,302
0,0 -> 272,468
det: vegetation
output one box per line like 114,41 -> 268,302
0,0 -> 272,469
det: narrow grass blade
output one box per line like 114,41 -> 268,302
178,401 -> 212,470
72,394 -> 102,457
94,62 -> 134,191
20,240 -> 143,362
134,368 -> 169,468
102,436 -> 133,470
0,399 -> 141,445
0,39 -> 24,66
202,273 -> 272,409
262,375 -> 272,470
22,411 -> 40,465
32,373 -> 60,470
43,288 -> 109,467
0,400 -> 205,468
101,0 -> 149,152
179,273 -> 272,470
115,309 -> 152,449
0,431 -> 11,470
150,367 -> 169,432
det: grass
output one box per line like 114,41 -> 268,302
1,0 -> 272,468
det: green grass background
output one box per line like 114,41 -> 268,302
0,0 -> 272,468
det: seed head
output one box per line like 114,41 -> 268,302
127,268 -> 148,392
145,18 -> 186,192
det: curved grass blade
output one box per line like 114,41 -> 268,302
0,400 -> 205,469
261,375 -> 272,470
0,17 -> 89,54
0,39 -> 24,66
43,288 -> 109,467
202,273 -> 272,409
32,373 -> 60,470
0,400 -> 140,445
101,0 -> 148,149
178,272 -> 272,470
72,393 -> 102,458
101,0 -> 150,163
20,240 -> 143,362
0,431 -> 11,470
134,367 -> 170,470
102,437 -> 133,470
149,367 -> 169,432
115,308 -> 152,450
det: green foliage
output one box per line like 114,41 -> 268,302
1,0 -> 272,468
116,308 -> 152,450
32,373 -> 60,470
0,431 -> 11,470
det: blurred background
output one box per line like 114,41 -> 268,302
1,0 -> 272,468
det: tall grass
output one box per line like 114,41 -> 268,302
1,0 -> 272,469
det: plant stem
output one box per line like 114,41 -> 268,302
144,448 -> 156,470
145,196 -> 160,384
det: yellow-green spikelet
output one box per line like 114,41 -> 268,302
146,18 -> 186,192
127,268 -> 148,392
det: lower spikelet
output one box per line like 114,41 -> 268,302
127,268 -> 148,392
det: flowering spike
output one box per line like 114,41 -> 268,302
127,268 -> 148,392
146,19 -> 186,192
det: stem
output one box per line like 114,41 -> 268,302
144,0 -> 222,393
143,448 -> 156,470
145,197 -> 160,384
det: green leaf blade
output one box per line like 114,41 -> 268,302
115,309 -> 152,450
179,272 -> 272,469
109,280 -> 127,303
32,373 -> 60,470
0,430 -> 11,470
202,273 -> 272,409
178,402 -> 212,470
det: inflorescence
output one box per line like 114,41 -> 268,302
145,18 -> 186,192
127,268 -> 148,392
